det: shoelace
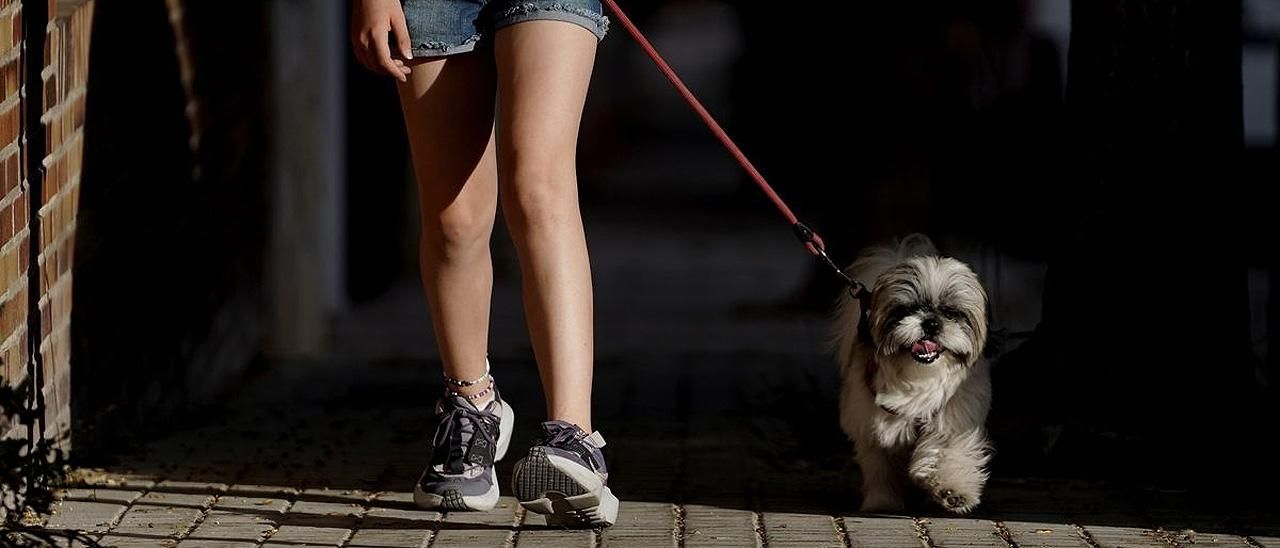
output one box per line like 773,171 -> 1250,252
431,405 -> 499,473
543,426 -> 600,472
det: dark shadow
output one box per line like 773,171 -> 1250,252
72,0 -> 270,457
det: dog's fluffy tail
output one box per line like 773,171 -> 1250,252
831,233 -> 938,372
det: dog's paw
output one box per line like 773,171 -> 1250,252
932,487 -> 979,514
859,490 -> 905,514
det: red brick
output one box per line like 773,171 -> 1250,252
0,103 -> 12,140
2,246 -> 13,286
1,62 -> 17,97
13,186 -> 24,228
44,155 -> 57,200
16,226 -> 25,267
4,155 -> 15,194
0,295 -> 18,344
0,15 -> 10,52
6,104 -> 16,140
11,10 -> 20,47
39,300 -> 49,339
0,200 -> 11,243
2,156 -> 11,196
2,341 -> 25,387
61,182 -> 72,224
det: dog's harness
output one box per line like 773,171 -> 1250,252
601,0 -> 871,309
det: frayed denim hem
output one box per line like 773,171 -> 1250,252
495,2 -> 609,41
410,34 -> 483,58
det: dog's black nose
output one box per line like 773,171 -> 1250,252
921,317 -> 942,335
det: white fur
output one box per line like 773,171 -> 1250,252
833,234 -> 992,514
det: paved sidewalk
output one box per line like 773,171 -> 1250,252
40,350 -> 1280,547
35,200 -> 1280,547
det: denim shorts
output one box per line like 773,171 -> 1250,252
402,0 -> 610,57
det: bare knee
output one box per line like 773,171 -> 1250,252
421,207 -> 494,261
502,165 -> 579,232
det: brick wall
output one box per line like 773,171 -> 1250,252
0,0 -> 92,445
0,0 -> 27,440
39,0 -> 92,446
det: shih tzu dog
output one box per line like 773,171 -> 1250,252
832,234 -> 991,514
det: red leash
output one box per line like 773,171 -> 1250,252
600,0 -> 867,298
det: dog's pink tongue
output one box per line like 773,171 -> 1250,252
912,340 -> 940,354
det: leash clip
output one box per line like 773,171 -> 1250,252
793,221 -> 869,303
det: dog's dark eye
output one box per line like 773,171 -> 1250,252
938,306 -> 963,320
888,305 -> 914,323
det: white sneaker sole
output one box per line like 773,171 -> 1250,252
413,400 -> 514,512
513,447 -> 619,527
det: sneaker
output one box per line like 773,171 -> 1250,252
512,420 -> 618,527
413,389 -> 514,511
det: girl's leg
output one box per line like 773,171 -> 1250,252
401,51 -> 518,513
494,20 -> 599,432
397,53 -> 499,391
